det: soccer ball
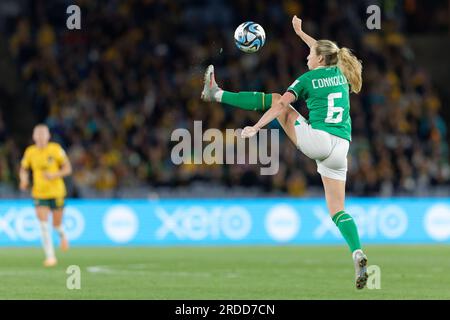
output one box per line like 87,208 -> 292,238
234,22 -> 266,53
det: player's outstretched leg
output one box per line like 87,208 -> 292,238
201,65 -> 272,111
200,65 -> 301,146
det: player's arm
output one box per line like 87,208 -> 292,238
58,159 -> 72,178
292,15 -> 317,48
44,146 -> 72,180
241,92 -> 296,138
44,159 -> 72,180
19,166 -> 30,191
19,149 -> 31,191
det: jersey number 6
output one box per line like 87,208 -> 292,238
325,92 -> 344,124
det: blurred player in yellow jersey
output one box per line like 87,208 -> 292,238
19,124 -> 72,267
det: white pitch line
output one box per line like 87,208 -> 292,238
85,264 -> 213,278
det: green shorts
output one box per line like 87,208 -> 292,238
34,198 -> 65,209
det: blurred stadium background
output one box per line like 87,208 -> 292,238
0,0 -> 450,299
0,0 -> 449,199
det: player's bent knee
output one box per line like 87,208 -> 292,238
287,109 -> 299,124
271,93 -> 281,104
277,109 -> 290,124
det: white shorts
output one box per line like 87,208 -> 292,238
294,115 -> 349,181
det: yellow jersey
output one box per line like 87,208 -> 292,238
21,142 -> 69,199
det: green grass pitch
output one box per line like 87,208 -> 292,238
0,245 -> 449,299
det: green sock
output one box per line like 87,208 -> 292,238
332,211 -> 362,253
221,91 -> 272,111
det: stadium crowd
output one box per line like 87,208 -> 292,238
0,0 -> 448,197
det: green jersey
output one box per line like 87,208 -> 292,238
287,65 -> 352,141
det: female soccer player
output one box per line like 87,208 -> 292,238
201,16 -> 368,289
19,124 -> 72,267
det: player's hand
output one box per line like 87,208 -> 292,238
292,15 -> 303,35
44,172 -> 59,180
241,126 -> 259,138
19,180 -> 28,191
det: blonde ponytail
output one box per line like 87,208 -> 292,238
314,40 -> 363,94
337,47 -> 362,94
